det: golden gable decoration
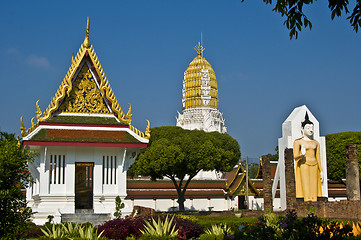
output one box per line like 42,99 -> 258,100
20,18 -> 150,140
56,64 -> 110,114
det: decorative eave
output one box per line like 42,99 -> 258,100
20,18 -> 150,141
22,122 -> 149,146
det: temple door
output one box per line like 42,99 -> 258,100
75,162 -> 94,209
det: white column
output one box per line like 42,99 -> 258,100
39,146 -> 49,195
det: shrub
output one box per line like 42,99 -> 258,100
173,216 -> 203,239
22,222 -> 44,238
195,216 -> 257,233
140,215 -> 178,238
204,224 -> 232,235
114,196 -> 125,219
234,209 -> 354,240
278,209 -> 354,239
98,217 -> 145,240
40,222 -> 103,240
0,132 -> 34,239
198,233 -> 224,240
149,214 -> 203,239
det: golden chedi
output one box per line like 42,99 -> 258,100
176,42 -> 226,133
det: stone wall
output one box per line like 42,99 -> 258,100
290,200 -> 361,220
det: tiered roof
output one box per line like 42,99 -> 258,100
20,18 -> 150,147
224,164 -> 259,196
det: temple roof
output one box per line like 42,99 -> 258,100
20,18 -> 150,144
224,164 -> 259,196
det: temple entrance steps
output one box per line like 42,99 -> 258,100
61,209 -> 111,226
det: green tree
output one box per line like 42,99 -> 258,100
325,131 -> 361,182
266,146 -> 279,162
242,0 -> 361,39
241,159 -> 260,179
131,126 -> 240,211
0,132 -> 34,238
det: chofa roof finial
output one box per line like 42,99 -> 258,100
83,17 -> 90,48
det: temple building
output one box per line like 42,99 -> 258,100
21,19 -> 150,225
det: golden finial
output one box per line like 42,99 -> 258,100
20,116 -> 26,137
145,120 -> 151,139
31,117 -> 35,127
83,17 -> 90,48
194,42 -> 205,55
36,100 -> 42,119
126,103 -> 132,120
72,52 -> 74,63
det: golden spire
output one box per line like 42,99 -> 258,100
194,42 -> 205,55
83,17 -> 90,48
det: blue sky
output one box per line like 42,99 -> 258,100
1,1 -> 360,159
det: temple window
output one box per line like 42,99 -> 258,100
102,156 -> 117,185
49,155 -> 65,185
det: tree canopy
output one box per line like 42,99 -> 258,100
0,132 -> 34,238
325,131 -> 361,183
242,0 -> 361,39
131,126 -> 241,211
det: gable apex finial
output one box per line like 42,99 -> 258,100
83,17 -> 90,48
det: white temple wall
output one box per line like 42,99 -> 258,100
126,197 -> 231,213
27,145 -> 130,224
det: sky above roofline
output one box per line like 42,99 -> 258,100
1,1 -> 360,160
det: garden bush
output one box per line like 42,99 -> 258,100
21,222 -> 44,238
194,215 -> 257,233
234,209 -> 354,240
147,215 -> 203,239
98,218 -> 145,240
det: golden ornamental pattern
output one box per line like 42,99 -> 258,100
183,51 -> 219,110
20,18 -> 150,141
57,65 -> 110,114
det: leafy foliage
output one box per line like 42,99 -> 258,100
266,146 -> 279,162
41,223 -> 66,239
97,217 -> 145,240
194,215 -> 257,233
22,222 -> 45,238
0,132 -> 34,239
40,222 -> 104,240
98,214 -> 203,240
235,209 -> 354,239
131,126 -> 240,210
325,131 -> 361,181
140,215 -> 178,238
241,0 -> 361,39
241,160 -> 260,179
114,196 -> 125,219
171,215 -> 204,239
204,224 -> 232,235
